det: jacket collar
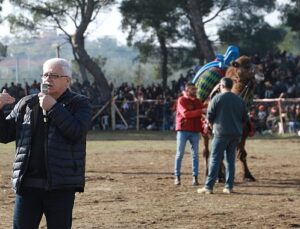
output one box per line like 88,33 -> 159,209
56,88 -> 74,105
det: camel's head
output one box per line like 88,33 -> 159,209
226,55 -> 258,85
231,56 -> 253,68
225,55 -> 262,99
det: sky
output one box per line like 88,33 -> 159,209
0,0 -> 127,44
0,0 -> 289,46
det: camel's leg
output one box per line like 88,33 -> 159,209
237,130 -> 256,182
202,135 -> 210,176
217,161 -> 225,183
202,134 -> 225,182
216,141 -> 225,183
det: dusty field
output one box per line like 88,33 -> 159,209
1,131 -> 300,229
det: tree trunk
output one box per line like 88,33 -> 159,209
194,39 -> 206,65
157,35 -> 168,92
69,0 -> 111,103
78,62 -> 89,83
186,0 -> 215,63
71,34 -> 111,103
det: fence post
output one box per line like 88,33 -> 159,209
136,99 -> 140,131
111,99 -> 116,130
278,99 -> 284,134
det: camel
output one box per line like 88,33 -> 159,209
194,54 -> 259,182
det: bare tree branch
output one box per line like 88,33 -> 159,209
64,7 -> 79,29
203,0 -> 230,24
91,6 -> 102,21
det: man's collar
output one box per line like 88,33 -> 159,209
56,88 -> 71,102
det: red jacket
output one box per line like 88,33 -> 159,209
175,93 -> 205,132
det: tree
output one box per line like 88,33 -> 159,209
218,15 -> 286,56
120,0 -> 184,91
8,0 -> 114,103
217,0 -> 286,56
0,0 -> 5,59
184,0 -> 229,63
277,27 -> 300,55
282,0 -> 300,32
0,42 -> 7,58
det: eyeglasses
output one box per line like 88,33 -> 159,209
41,73 -> 68,80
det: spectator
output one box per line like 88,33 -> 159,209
266,106 -> 280,133
257,105 -> 267,133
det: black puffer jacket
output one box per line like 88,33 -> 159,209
0,89 -> 92,193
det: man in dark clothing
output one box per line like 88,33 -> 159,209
197,77 -> 248,194
0,58 -> 92,228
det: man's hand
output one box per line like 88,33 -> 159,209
38,93 -> 57,111
207,124 -> 213,136
0,89 -> 16,110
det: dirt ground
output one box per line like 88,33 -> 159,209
1,131 -> 300,228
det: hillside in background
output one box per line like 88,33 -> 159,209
0,30 -> 187,88
0,26 -> 299,89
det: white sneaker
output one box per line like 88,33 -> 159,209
223,188 -> 233,194
174,176 -> 181,185
197,187 -> 213,194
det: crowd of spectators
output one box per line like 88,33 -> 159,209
1,51 -> 300,134
253,51 -> 299,99
249,103 -> 300,135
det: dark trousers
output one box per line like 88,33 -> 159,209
13,187 -> 75,229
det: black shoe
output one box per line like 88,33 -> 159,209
192,176 -> 199,186
174,176 -> 181,185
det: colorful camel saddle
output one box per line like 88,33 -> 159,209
192,46 -> 239,102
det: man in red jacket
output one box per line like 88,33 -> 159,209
174,82 -> 205,186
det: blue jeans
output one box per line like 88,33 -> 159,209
174,131 -> 200,177
205,136 -> 240,190
13,187 -> 75,229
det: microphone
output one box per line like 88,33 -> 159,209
40,83 -> 49,123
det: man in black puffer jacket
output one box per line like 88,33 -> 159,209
0,58 -> 92,229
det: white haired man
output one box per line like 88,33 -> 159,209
0,58 -> 92,228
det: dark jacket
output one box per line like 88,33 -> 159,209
207,91 -> 248,137
0,89 -> 92,193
